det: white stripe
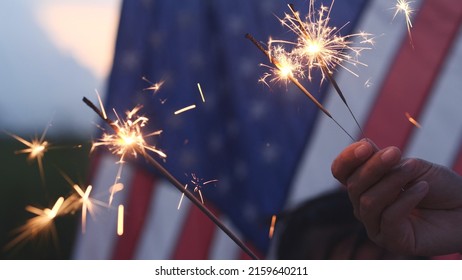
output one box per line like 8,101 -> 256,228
285,0 -> 420,209
134,179 -> 190,259
208,217 -> 241,259
72,153 -> 134,259
405,29 -> 462,165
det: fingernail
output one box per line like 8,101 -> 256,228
409,181 -> 428,194
400,159 -> 415,173
354,143 -> 371,159
381,147 -> 400,164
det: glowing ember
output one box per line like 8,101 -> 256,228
269,214 -> 277,239
117,204 -> 124,236
405,112 -> 421,128
197,83 -> 206,103
174,104 -> 197,115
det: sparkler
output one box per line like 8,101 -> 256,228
246,33 -> 354,141
85,93 -> 166,205
6,123 -> 51,185
83,96 -> 259,260
247,0 -> 374,139
393,0 -> 414,41
5,197 -> 64,251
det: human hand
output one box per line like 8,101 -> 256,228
331,139 -> 462,256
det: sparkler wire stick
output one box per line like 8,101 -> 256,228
245,33 -> 354,141
82,97 -> 259,260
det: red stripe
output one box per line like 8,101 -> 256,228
451,144 -> 462,175
112,166 -> 157,259
362,0 -> 462,150
171,203 -> 218,259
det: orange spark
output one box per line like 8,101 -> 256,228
405,112 -> 421,128
269,215 -> 277,239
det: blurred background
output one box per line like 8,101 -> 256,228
0,0 -> 121,259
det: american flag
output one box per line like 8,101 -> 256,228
73,0 -> 462,259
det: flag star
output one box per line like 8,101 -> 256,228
207,133 -> 224,154
226,14 -> 244,35
178,149 -> 198,169
249,100 -> 268,121
261,142 -> 280,164
188,51 -> 205,70
226,119 -> 240,138
260,0 -> 279,14
238,57 -> 258,79
141,0 -> 154,8
120,50 -> 140,72
149,30 -> 165,50
241,201 -> 259,223
176,10 -> 194,30
233,160 -> 248,182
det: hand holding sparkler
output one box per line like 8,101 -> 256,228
331,139 -> 462,256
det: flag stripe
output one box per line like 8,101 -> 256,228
112,167 -> 157,259
134,180 -> 191,259
405,30 -> 462,165
73,153 -> 134,259
363,0 -> 462,150
171,203 -> 219,259
207,217 -> 242,259
453,145 -> 462,175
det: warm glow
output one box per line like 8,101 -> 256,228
5,197 -> 65,250
305,41 -> 322,55
37,1 -> 121,78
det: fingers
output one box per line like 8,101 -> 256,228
346,146 -> 402,216
331,139 -> 377,185
357,159 -> 422,236
375,181 -> 429,253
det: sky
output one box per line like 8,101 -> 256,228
0,0 -> 121,138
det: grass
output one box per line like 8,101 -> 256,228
0,136 -> 92,259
